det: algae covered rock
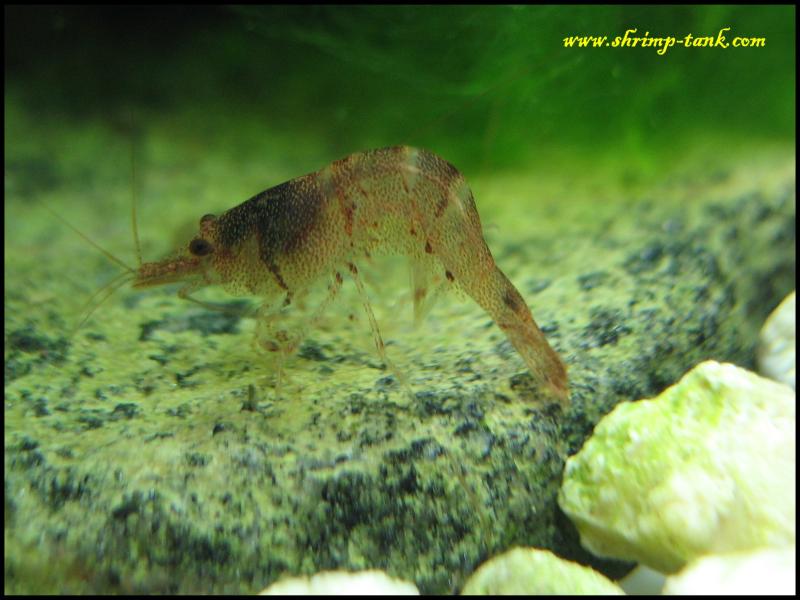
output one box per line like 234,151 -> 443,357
259,569 -> 420,595
758,290 -> 796,389
662,546 -> 796,595
460,547 -> 623,595
558,361 -> 796,573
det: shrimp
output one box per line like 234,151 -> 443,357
132,146 -> 569,403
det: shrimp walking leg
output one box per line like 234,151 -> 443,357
287,270 -> 344,351
254,271 -> 345,393
409,256 -> 447,326
253,305 -> 292,395
347,262 -> 410,393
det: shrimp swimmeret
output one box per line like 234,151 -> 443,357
96,146 -> 569,403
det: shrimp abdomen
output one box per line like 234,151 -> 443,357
406,149 -> 570,403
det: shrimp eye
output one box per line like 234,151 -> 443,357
189,238 -> 213,256
200,213 -> 216,225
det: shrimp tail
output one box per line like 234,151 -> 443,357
487,267 -> 569,404
406,148 -> 568,403
447,256 -> 569,405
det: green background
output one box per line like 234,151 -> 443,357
6,5 -> 795,175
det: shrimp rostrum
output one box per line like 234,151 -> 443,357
133,146 -> 569,404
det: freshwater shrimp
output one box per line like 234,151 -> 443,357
126,146 -> 568,403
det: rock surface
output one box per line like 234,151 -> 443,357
5,115 -> 795,594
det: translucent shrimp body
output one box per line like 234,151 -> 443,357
134,146 -> 569,403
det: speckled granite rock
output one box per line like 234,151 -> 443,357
5,139 -> 795,593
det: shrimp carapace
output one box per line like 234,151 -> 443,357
133,146 -> 569,403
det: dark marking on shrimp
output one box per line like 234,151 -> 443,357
434,195 -> 449,218
503,288 -> 523,314
216,177 -> 323,262
268,262 -> 289,291
337,193 -> 355,237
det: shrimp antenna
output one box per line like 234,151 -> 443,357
72,271 -> 135,335
42,204 -> 135,274
128,109 -> 143,268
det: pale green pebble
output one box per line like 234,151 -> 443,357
663,546 -> 796,595
258,570 -> 420,595
558,361 -> 796,574
758,290 -> 795,389
460,547 -> 624,595
618,565 -> 666,595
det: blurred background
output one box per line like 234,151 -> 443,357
6,5 -> 795,178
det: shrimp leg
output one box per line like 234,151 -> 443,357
410,256 -> 447,326
347,261 -> 412,395
254,271 -> 344,395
